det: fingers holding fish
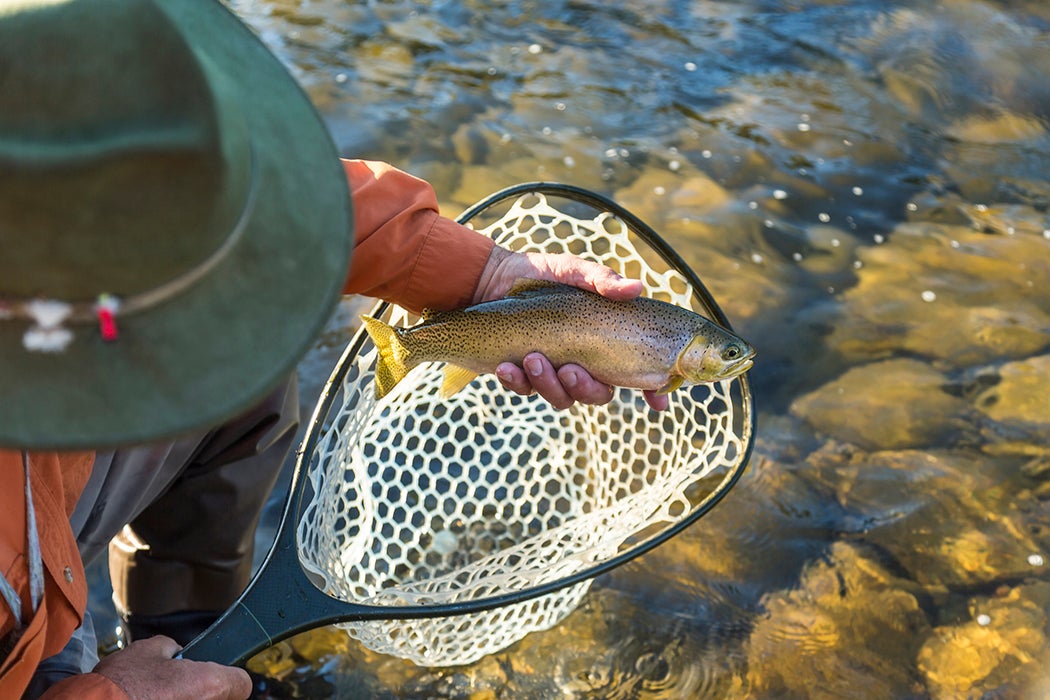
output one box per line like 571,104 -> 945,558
495,355 -> 618,410
641,389 -> 669,412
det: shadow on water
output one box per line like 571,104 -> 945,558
86,0 -> 1050,697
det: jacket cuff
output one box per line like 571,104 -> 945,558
398,214 -> 495,313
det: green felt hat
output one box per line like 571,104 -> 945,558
0,0 -> 353,449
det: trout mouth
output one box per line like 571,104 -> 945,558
720,355 -> 754,379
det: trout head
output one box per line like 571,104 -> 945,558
676,325 -> 756,383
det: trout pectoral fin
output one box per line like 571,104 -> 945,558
440,364 -> 479,398
656,375 -> 684,395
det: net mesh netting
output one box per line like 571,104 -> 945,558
296,190 -> 752,666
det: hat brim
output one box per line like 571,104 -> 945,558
0,0 -> 352,449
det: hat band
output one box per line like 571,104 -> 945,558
1,145 -> 258,353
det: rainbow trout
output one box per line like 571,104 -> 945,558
362,280 -> 755,399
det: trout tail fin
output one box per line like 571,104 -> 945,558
361,315 -> 411,399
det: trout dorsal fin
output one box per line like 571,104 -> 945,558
505,278 -> 572,298
440,364 -> 479,397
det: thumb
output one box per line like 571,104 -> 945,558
525,252 -> 643,300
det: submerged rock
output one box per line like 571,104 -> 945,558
827,222 -> 1050,369
743,541 -> 929,700
973,355 -> 1050,448
918,583 -> 1050,700
790,358 -> 978,450
808,448 -> 1046,590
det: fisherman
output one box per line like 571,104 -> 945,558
0,1 -> 660,698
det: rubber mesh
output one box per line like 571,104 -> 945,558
296,192 -> 750,666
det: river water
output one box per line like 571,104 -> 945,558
99,1 -> 1050,698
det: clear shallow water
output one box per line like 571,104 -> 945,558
95,1 -> 1050,697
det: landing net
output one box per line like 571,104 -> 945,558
296,185 -> 754,666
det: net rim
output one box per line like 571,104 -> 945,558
293,181 -> 756,618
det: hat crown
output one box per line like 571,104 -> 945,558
0,0 -> 252,301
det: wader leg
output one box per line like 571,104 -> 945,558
109,374 -> 300,641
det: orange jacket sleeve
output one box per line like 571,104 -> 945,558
341,159 -> 495,313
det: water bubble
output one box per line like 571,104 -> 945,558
976,614 -> 991,627
487,66 -> 498,75
873,234 -> 885,244
748,201 -> 758,210
750,253 -> 764,264
800,113 -> 810,122
797,123 -> 811,132
792,252 -> 803,261
619,148 -> 630,158
906,202 -> 918,212
976,203 -> 988,212
853,260 -> 863,269
528,43 -> 543,55
556,102 -> 566,111
852,186 -> 863,196
1007,226 -> 1016,235
500,133 -> 512,144
818,213 -> 831,223
1043,229 -> 1050,239
764,219 -> 775,228
684,61 -> 697,72
563,156 -> 575,168
702,149 -> 712,159
773,189 -> 788,200
921,290 -> 937,302
542,126 -> 552,135
1029,553 -> 1045,567
335,72 -> 348,84
950,240 -> 960,248
830,238 -> 840,247
669,159 -> 681,171
653,186 -> 666,196
604,148 -> 618,158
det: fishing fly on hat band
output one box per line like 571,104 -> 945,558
180,182 -> 755,667
0,148 -> 259,353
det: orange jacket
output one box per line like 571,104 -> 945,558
0,451 -> 123,698
342,159 -> 494,312
1,160 -> 495,699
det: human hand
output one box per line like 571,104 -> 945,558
93,636 -> 252,700
475,247 -> 668,411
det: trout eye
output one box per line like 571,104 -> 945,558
722,344 -> 742,361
